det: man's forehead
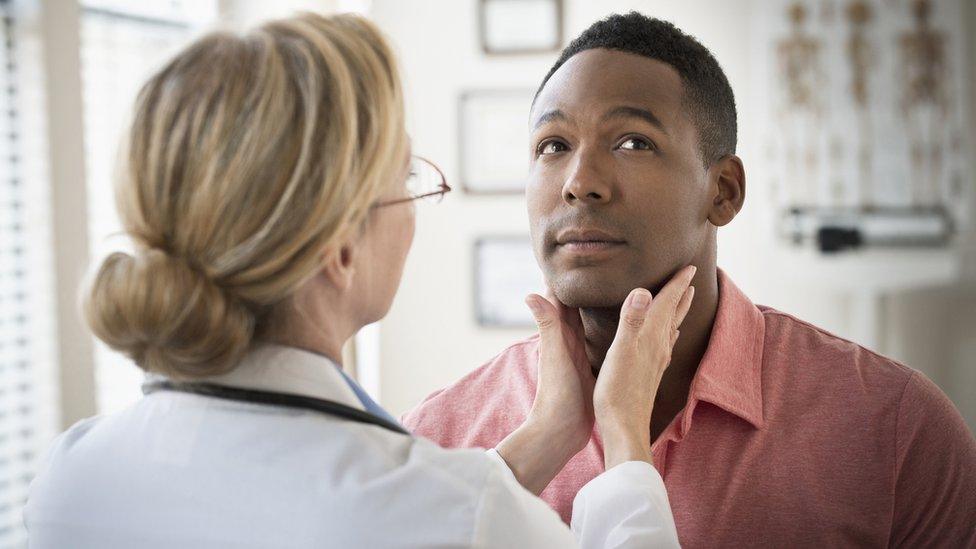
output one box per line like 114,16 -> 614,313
531,48 -> 684,124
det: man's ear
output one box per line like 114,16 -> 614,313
320,241 -> 357,292
707,154 -> 746,227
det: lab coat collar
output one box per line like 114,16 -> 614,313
152,344 -> 367,412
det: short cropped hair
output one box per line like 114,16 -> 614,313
536,12 -> 737,165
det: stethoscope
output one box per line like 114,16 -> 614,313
143,380 -> 411,436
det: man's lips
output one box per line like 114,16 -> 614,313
560,241 -> 625,252
554,228 -> 626,255
555,228 -> 626,246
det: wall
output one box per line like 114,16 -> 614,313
370,0 -> 976,430
370,0 -> 546,414
39,0 -> 98,428
217,0 -> 338,28
882,0 -> 976,427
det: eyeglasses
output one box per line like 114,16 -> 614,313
374,156 -> 451,208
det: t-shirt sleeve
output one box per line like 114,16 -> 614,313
399,389 -> 443,432
890,372 -> 976,547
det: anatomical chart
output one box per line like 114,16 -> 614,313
760,0 -> 969,239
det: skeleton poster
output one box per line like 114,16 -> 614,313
759,0 -> 969,230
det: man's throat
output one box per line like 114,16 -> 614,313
579,307 -> 621,370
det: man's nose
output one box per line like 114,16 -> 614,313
561,151 -> 613,205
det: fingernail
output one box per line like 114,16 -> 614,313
688,265 -> 697,278
631,290 -> 651,310
525,296 -> 543,316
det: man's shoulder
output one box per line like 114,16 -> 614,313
757,306 -> 975,467
760,305 -> 912,373
402,334 -> 540,448
757,305 -> 930,409
408,333 -> 540,410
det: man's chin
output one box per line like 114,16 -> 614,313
550,274 -> 630,309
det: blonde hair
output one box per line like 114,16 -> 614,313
84,13 -> 407,378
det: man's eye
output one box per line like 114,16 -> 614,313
618,137 -> 653,151
538,140 -> 568,155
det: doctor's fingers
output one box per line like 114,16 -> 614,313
609,266 -> 696,356
646,265 -> 697,333
525,294 -> 581,381
544,289 -> 585,335
526,293 -> 560,331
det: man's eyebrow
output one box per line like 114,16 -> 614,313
603,106 -> 669,135
531,109 -> 567,130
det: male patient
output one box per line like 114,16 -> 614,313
404,12 -> 976,547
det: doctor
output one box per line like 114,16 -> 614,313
26,12 -> 694,548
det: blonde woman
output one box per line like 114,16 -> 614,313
25,13 -> 693,548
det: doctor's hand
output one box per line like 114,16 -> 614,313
525,291 -> 597,451
595,265 -> 696,470
495,291 -> 595,496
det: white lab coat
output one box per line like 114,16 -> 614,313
25,345 -> 679,548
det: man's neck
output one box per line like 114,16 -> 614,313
579,267 -> 720,441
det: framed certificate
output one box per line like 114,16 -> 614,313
479,0 -> 563,55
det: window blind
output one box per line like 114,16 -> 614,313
0,1 -> 59,547
79,0 -> 214,414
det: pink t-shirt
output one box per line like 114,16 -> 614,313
403,272 -> 976,547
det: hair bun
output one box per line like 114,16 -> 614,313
84,249 -> 255,377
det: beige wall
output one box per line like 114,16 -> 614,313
371,0 -> 976,432
217,0 -> 339,28
41,0 -> 97,429
371,0 -> 548,415
883,0 -> 976,427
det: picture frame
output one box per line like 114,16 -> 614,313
479,0 -> 563,55
458,89 -> 535,195
473,236 -> 544,328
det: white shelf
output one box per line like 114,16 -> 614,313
770,246 -> 961,293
